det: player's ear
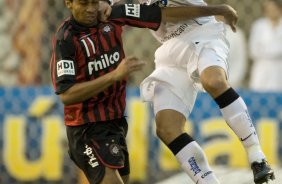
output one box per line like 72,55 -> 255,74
65,0 -> 73,9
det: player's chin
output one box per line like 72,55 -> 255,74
83,16 -> 98,26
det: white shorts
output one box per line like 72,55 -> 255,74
154,22 -> 230,89
152,82 -> 197,116
140,22 -> 229,112
140,67 -> 198,116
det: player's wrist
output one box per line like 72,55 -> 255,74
110,69 -> 122,82
217,4 -> 232,16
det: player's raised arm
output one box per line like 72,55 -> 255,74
161,4 -> 238,32
105,3 -> 238,32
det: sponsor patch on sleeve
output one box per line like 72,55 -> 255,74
125,4 -> 140,18
57,60 -> 75,77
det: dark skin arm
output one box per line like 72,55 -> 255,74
59,56 -> 144,106
98,2 -> 238,32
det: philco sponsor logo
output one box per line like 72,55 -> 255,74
88,52 -> 120,74
201,171 -> 212,179
125,4 -> 140,18
57,60 -> 75,77
83,144 -> 99,168
188,157 -> 201,176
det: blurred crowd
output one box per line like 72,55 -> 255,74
0,0 -> 281,92
0,0 -> 67,86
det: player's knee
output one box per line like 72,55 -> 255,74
156,124 -> 183,145
202,77 -> 228,96
156,126 -> 169,139
155,110 -> 186,144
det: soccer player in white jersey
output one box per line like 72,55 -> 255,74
139,0 -> 275,183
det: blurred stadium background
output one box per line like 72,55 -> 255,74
0,0 -> 281,184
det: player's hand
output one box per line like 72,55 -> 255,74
220,4 -> 238,32
113,56 -> 145,81
98,1 -> 112,22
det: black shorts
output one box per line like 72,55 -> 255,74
66,117 -> 129,184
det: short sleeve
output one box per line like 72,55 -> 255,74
50,29 -> 77,94
109,4 -> 161,30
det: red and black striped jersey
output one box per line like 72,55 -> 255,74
50,4 -> 161,126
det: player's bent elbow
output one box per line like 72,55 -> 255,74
59,94 -> 74,106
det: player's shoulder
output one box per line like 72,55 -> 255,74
55,17 -> 73,42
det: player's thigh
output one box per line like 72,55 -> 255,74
153,83 -> 190,143
100,167 -> 124,184
153,83 -> 192,119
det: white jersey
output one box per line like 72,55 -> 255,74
152,0 -> 217,43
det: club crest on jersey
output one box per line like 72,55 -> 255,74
57,60 -> 75,77
125,4 -> 140,18
101,24 -> 113,33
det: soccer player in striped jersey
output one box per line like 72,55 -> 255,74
50,0 -> 239,183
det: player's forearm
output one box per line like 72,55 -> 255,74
161,4 -> 233,22
59,72 -> 116,106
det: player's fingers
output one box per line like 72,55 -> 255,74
229,19 -> 237,32
100,6 -> 111,22
100,11 -> 109,22
125,56 -> 142,64
131,61 -> 145,71
126,55 -> 139,60
98,1 -> 111,22
231,24 -> 237,32
132,61 -> 145,68
105,5 -> 112,18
